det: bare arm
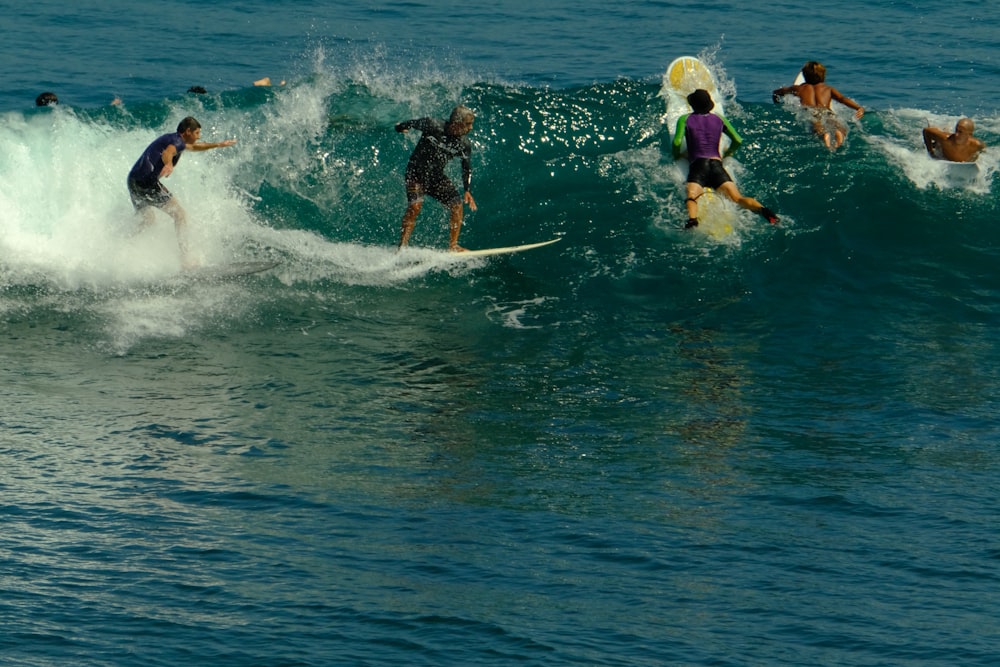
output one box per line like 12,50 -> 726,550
772,85 -> 799,103
830,88 -> 864,119
187,139 -> 237,151
159,144 -> 178,177
922,126 -> 948,157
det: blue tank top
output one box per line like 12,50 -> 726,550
128,132 -> 186,185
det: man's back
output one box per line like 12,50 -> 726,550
938,134 -> 983,163
794,83 -> 835,109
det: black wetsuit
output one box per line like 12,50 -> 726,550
396,118 -> 471,205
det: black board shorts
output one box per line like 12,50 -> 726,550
405,170 -> 461,207
686,158 -> 733,190
128,178 -> 173,210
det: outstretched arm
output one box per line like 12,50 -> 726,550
188,139 -> 237,151
396,118 -> 429,133
830,88 -> 864,119
772,85 -> 798,103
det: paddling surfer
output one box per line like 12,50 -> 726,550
772,61 -> 864,150
922,118 -> 984,163
672,89 -> 778,229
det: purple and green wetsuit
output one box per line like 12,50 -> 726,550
671,112 -> 743,189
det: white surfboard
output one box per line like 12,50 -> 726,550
693,189 -> 738,240
182,260 -> 281,280
943,160 -> 980,175
660,56 -> 734,236
940,159 -> 981,187
453,238 -> 561,258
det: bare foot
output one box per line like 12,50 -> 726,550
449,245 -> 468,252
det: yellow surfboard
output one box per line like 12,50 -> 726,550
695,189 -> 737,240
661,57 -> 735,238
665,56 -> 721,97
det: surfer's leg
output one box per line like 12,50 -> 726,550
424,176 -> 466,251
399,181 -> 424,249
830,115 -> 849,149
832,127 -> 846,149
127,180 -> 164,236
717,181 -> 751,208
717,182 -> 779,224
399,201 -> 421,248
161,197 -> 195,268
130,207 -> 157,236
685,183 -> 704,228
808,110 -> 835,149
448,202 -> 466,252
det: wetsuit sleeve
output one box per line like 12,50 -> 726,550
672,115 -> 689,160
395,118 -> 429,133
721,116 -> 743,156
462,143 -> 472,192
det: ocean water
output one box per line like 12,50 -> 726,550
3,2 -> 1000,665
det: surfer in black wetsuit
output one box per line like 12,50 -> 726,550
396,105 -> 477,251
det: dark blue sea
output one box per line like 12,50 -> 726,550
2,1 -> 1000,665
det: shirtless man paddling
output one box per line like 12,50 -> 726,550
772,61 -> 864,150
922,118 -> 985,163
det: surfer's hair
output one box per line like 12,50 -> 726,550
35,92 -> 59,106
449,105 -> 475,124
177,116 -> 202,133
802,61 -> 826,84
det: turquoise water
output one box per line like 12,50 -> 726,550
2,2 -> 1000,665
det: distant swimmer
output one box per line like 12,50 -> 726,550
35,92 -> 59,106
922,118 -> 985,163
395,105 -> 477,251
672,89 -> 778,229
772,61 -> 864,150
36,91 -> 121,107
127,116 -> 237,269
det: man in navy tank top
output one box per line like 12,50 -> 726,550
127,116 -> 237,268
